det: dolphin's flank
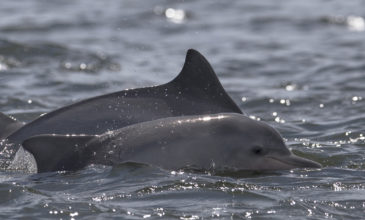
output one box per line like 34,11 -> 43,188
23,113 -> 321,173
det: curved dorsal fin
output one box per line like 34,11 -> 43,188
172,49 -> 219,85
167,49 -> 242,114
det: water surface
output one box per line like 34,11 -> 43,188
0,0 -> 364,219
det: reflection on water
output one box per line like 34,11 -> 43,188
322,15 -> 365,31
154,7 -> 187,24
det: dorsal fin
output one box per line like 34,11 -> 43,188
167,49 -> 242,114
22,134 -> 95,172
172,49 -> 222,86
0,112 -> 24,139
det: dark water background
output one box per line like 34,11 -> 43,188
1,0 -> 365,219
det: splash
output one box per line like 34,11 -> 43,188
0,139 -> 37,173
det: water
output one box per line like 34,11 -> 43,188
0,0 -> 364,219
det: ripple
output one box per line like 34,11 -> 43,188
320,15 -> 365,32
1,20 -> 97,33
0,39 -> 120,73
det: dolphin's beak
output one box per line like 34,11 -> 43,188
265,154 -> 322,170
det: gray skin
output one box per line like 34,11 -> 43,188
0,113 -> 24,140
22,113 -> 321,173
0,49 -> 242,158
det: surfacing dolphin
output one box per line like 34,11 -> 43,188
23,113 -> 321,173
0,49 -> 242,159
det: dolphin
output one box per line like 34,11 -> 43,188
22,113 -> 321,173
0,112 -> 24,140
0,49 -> 242,160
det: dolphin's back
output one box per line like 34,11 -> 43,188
7,49 -> 242,144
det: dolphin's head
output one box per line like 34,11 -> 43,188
211,114 -> 321,171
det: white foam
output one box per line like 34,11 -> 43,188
7,147 -> 37,173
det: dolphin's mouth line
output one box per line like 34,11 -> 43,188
265,154 -> 322,169
266,155 -> 299,166
263,156 -> 298,169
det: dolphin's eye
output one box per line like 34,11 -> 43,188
252,146 -> 264,155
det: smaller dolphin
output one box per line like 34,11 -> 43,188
22,113 -> 321,173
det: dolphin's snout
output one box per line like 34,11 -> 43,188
284,154 -> 322,168
266,154 -> 322,170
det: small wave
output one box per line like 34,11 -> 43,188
0,39 -> 120,73
320,15 -> 365,31
1,21 -> 97,33
249,14 -> 365,32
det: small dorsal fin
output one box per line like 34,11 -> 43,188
0,112 -> 24,139
167,49 -> 242,114
22,134 -> 94,173
172,49 -> 219,84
